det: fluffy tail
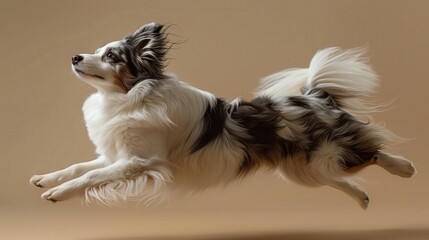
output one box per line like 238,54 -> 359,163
257,47 -> 380,117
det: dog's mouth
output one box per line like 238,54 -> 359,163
74,68 -> 105,80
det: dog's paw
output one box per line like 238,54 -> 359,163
376,153 -> 417,178
30,175 -> 46,188
395,160 -> 417,178
41,186 -> 72,203
350,190 -> 370,210
41,187 -> 63,203
359,195 -> 369,210
40,181 -> 84,203
30,173 -> 63,188
385,158 -> 417,178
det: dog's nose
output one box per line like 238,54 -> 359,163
72,55 -> 84,65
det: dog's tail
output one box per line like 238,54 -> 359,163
306,47 -> 379,116
256,47 -> 380,117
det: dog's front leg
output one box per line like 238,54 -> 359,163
30,156 -> 107,188
40,157 -> 170,203
40,160 -> 129,202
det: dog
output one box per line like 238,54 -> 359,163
30,23 -> 416,209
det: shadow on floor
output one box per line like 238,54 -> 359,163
88,228 -> 429,240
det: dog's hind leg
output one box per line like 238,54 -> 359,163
374,151 -> 416,178
301,141 -> 370,209
327,179 -> 369,209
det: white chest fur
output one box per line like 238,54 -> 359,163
83,93 -> 122,157
81,78 -> 211,161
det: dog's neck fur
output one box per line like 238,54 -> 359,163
83,74 -> 215,158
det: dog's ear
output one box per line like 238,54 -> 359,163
125,22 -> 168,79
126,23 -> 164,54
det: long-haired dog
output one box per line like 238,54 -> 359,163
30,23 -> 416,209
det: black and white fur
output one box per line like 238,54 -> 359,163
30,23 -> 416,209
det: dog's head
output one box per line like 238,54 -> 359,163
72,23 -> 168,93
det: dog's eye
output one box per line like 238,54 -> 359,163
106,52 -> 115,59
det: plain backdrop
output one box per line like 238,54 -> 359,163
0,0 -> 428,239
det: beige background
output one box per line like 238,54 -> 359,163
1,0 -> 428,239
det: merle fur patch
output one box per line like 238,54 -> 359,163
192,89 -> 383,175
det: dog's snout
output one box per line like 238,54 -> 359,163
72,55 -> 84,65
